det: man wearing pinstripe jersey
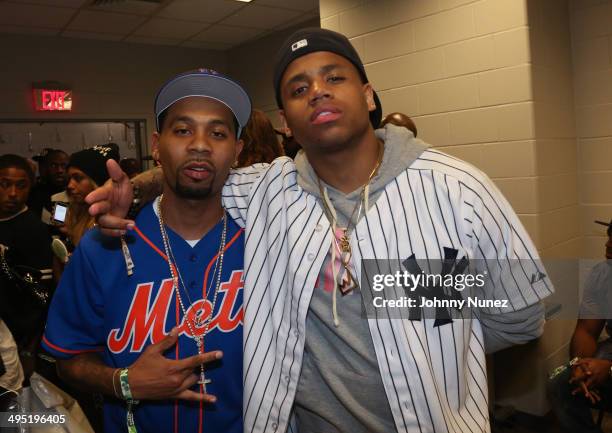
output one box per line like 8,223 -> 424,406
89,28 -> 553,433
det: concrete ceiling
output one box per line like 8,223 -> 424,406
0,0 -> 320,50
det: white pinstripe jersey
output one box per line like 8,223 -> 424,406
222,149 -> 552,433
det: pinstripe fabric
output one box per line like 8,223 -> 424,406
222,150 -> 552,433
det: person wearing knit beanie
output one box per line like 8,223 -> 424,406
64,144 -> 120,247
68,144 -> 120,188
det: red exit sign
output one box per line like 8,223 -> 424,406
33,89 -> 73,111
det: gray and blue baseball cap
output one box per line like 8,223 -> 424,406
154,68 -> 252,136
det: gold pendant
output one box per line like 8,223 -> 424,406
339,234 -> 351,253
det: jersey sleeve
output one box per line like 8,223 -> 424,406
222,159 -> 291,228
42,238 -> 106,359
464,170 -> 554,312
479,302 -> 545,353
222,162 -> 269,227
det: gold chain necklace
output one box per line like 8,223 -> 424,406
317,141 -> 383,295
156,195 -> 227,392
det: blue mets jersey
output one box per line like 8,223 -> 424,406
43,199 -> 244,433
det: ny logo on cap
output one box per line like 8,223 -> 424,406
291,39 -> 308,51
93,145 -> 112,157
197,68 -> 219,75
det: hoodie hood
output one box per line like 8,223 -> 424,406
295,123 -> 429,226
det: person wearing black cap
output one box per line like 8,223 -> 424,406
64,144 -> 120,248
88,27 -> 552,433
43,69 -> 248,433
548,219 -> 612,433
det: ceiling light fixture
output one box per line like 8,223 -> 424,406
92,0 -> 161,4
234,0 -> 253,2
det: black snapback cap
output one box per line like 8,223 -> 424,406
273,27 -> 382,128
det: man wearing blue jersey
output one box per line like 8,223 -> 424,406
42,69 -> 249,433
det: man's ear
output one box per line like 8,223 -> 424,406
151,132 -> 161,165
279,110 -> 292,138
235,138 -> 244,162
363,83 -> 375,112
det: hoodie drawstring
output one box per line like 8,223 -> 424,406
323,186 -> 341,327
317,141 -> 383,328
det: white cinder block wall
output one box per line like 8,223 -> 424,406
320,0 -> 543,247
570,0 -> 612,259
529,0 -> 579,261
494,0 -> 579,415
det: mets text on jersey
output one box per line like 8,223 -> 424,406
107,270 -> 243,353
